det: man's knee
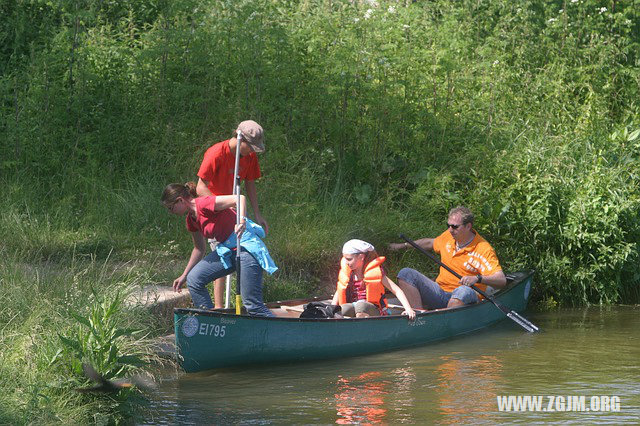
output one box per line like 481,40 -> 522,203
450,285 -> 479,305
397,268 -> 418,285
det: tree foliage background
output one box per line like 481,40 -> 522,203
2,0 -> 640,305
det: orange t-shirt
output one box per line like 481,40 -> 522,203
432,230 -> 502,293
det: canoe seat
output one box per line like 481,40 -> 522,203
281,305 -> 305,313
270,307 -> 302,318
268,304 -> 307,318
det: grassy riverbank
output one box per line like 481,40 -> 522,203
2,0 -> 640,422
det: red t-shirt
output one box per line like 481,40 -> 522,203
197,140 -> 261,195
185,196 -> 236,242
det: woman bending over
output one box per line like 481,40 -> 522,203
162,182 -> 276,317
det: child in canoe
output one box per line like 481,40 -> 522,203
162,182 -> 277,317
331,239 -> 416,320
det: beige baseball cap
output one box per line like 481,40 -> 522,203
237,120 -> 265,152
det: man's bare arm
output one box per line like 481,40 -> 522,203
389,237 -> 435,252
196,178 -> 213,197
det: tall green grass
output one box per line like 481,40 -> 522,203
0,239 -> 170,423
1,0 -> 640,421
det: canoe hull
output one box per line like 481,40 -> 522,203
175,270 -> 534,373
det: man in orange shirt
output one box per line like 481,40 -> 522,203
389,206 -> 506,309
196,120 -> 269,308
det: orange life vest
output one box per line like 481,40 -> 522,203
336,256 -> 387,309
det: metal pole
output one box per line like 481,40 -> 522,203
224,167 -> 238,308
233,130 -> 243,315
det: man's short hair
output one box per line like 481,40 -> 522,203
449,206 -> 474,225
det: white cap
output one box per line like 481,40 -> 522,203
342,239 -> 375,255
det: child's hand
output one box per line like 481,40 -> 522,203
402,308 -> 416,321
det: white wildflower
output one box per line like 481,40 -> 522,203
354,17 -> 360,23
493,60 -> 499,66
403,24 -> 410,29
388,5 -> 396,13
364,8 -> 373,19
599,7 -> 607,13
548,18 -> 557,23
365,0 -> 378,7
570,0 -> 578,3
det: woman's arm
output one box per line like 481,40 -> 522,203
173,232 -> 207,292
382,275 -> 416,320
213,194 -> 246,217
214,194 -> 248,237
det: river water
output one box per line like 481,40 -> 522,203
143,306 -> 639,424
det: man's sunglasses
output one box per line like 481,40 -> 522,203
447,223 -> 463,229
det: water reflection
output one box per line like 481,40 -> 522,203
334,371 -> 388,424
331,355 -> 504,425
435,355 -> 502,424
143,307 -> 640,425
332,365 -> 425,424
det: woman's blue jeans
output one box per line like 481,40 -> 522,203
186,250 -> 274,317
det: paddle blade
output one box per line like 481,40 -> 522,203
506,311 -> 539,333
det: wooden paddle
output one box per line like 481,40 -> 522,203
399,234 -> 540,333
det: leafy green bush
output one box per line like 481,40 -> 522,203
56,289 -> 146,381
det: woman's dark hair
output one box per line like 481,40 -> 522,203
162,182 -> 197,205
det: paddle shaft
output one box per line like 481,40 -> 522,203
399,234 -> 491,296
399,234 -> 539,332
234,131 -> 243,315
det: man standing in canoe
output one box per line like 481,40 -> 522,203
196,120 -> 269,309
388,206 -> 506,310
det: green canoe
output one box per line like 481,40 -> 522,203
174,270 -> 535,373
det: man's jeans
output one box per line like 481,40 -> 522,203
186,249 -> 274,317
397,268 -> 478,309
